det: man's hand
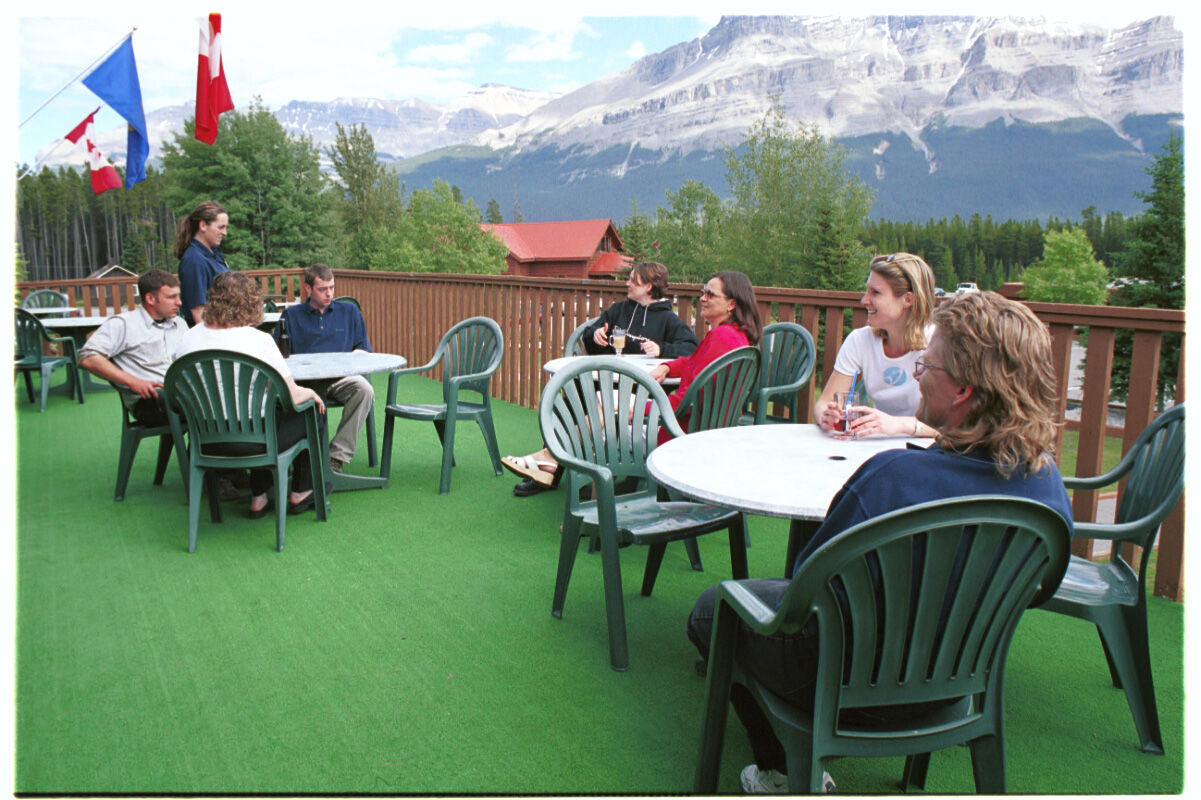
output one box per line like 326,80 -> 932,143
640,339 -> 661,357
649,364 -> 670,384
126,376 -> 163,399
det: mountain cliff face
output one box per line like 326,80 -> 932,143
473,15 -> 1182,169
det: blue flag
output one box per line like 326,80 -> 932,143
82,36 -> 148,188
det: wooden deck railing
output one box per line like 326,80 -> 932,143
18,269 -> 1186,599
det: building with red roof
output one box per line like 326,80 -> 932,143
481,219 -> 632,279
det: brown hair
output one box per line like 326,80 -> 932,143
202,271 -> 263,328
173,201 -> 227,259
868,252 -> 937,351
709,270 -> 762,345
304,263 -> 335,286
932,291 -> 1059,478
137,269 -> 179,301
629,261 -> 669,299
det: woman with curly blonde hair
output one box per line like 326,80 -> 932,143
814,252 -> 938,437
174,272 -> 327,517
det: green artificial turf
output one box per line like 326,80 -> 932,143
14,375 -> 1184,794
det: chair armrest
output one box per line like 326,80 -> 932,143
385,355 -> 443,405
46,334 -> 77,359
715,580 -> 780,632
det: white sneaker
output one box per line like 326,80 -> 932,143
740,764 -> 787,793
739,764 -> 836,794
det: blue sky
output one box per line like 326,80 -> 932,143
14,4 -> 718,167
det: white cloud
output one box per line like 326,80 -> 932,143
408,32 -> 494,65
504,20 -> 595,64
625,41 -> 647,60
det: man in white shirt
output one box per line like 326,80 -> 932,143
78,269 -> 187,426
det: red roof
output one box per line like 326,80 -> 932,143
481,219 -> 624,263
589,251 -> 633,276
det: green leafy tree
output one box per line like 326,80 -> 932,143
618,198 -> 657,263
1110,133 -> 1184,405
326,123 -> 404,268
721,97 -> 874,289
485,199 -> 504,224
161,98 -> 339,268
371,180 -> 507,274
1018,228 -> 1109,304
651,180 -> 727,282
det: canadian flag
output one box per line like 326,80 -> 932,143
64,108 -> 123,194
195,12 -> 234,144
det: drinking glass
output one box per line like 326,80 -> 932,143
611,326 -> 627,354
833,390 -> 862,438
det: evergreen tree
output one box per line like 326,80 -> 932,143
618,199 -> 656,263
485,199 -> 504,224
1110,133 -> 1184,405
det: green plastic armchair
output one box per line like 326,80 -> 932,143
564,316 -> 599,357
164,349 -> 329,553
695,496 -> 1071,794
1038,402 -> 1184,754
15,307 -> 85,411
21,289 -> 72,317
542,357 -> 750,671
743,322 -> 816,425
379,316 -> 504,494
662,346 -> 760,572
113,388 -> 188,502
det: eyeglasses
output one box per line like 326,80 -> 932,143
700,287 -> 725,299
913,359 -> 949,377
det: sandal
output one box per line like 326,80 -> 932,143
501,454 -> 559,487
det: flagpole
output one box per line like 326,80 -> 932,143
18,28 -> 136,129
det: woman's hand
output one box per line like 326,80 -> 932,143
649,364 -> 670,384
817,400 -> 843,431
640,339 -> 661,357
592,324 -> 610,348
847,407 -> 908,437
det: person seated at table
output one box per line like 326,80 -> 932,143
502,260 -> 698,496
77,269 -> 187,427
175,271 -> 327,518
274,264 -> 373,475
648,269 -> 761,440
582,261 -> 698,358
813,252 -> 938,438
687,291 -> 1073,794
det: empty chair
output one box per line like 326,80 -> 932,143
695,497 -> 1071,794
743,322 -> 816,425
21,289 -> 72,317
379,317 -> 504,494
543,356 -> 750,671
1038,403 -> 1185,754
15,308 -> 85,412
164,349 -> 328,553
564,316 -> 599,358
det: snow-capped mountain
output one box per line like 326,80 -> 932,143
473,15 -> 1181,167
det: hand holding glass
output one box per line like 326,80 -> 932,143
611,326 -> 627,354
833,390 -> 862,437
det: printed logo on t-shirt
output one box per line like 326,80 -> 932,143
883,366 -> 908,387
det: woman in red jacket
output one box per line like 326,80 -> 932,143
649,270 -> 762,435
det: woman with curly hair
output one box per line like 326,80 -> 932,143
174,271 -> 327,517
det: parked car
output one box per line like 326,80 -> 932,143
955,282 -> 979,295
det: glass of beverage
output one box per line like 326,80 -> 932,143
611,326 -> 627,354
833,390 -> 862,438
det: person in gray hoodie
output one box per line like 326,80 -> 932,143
502,261 -> 698,495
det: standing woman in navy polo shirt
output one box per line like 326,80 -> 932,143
174,201 -> 231,326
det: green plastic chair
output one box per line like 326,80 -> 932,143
163,349 -> 329,553
657,345 -> 760,572
15,307 -> 85,411
542,356 -> 750,671
564,316 -> 599,357
21,289 -> 72,317
333,296 -> 361,309
1038,402 -> 1184,754
695,496 -> 1071,794
743,322 -> 816,425
113,388 -> 188,502
379,317 -> 504,494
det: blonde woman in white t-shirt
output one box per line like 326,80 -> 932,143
814,253 -> 938,438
